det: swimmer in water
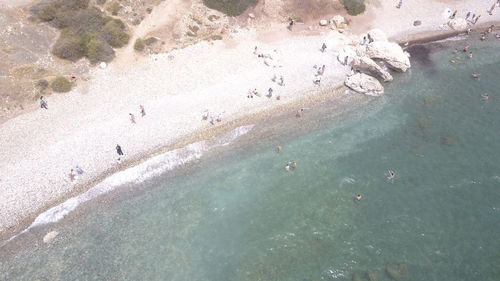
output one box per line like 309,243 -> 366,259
468,52 -> 473,59
481,93 -> 490,100
292,161 -> 297,169
285,163 -> 290,171
276,145 -> 283,153
387,170 -> 396,181
472,72 -> 480,80
463,45 -> 470,52
355,194 -> 363,201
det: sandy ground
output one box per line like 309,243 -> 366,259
1,0 -> 500,241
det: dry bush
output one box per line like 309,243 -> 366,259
51,76 -> 72,92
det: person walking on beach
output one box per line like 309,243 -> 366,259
129,113 -> 136,124
321,43 -> 327,52
279,76 -> 284,86
140,105 -> 146,117
474,14 -> 481,24
116,144 -> 124,156
267,87 -> 273,98
40,96 -> 48,109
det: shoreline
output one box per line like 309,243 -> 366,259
0,82 -> 349,243
1,12 -> 500,244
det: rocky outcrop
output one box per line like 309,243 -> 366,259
345,73 -> 384,96
351,56 -> 393,82
366,41 -> 411,72
367,28 -> 387,42
448,18 -> 468,30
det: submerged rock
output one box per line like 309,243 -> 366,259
385,263 -> 408,280
367,271 -> 380,281
43,231 -> 59,244
352,271 -> 366,281
345,73 -> 384,96
351,56 -> 393,82
366,41 -> 411,72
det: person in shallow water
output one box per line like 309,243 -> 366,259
355,194 -> 363,201
387,170 -> 396,181
284,163 -> 290,171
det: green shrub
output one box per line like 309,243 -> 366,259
86,38 -> 114,63
108,1 -> 121,16
51,76 -> 72,92
134,39 -> 144,51
52,32 -> 85,61
101,19 -> 129,48
342,0 -> 366,16
37,3 -> 58,21
32,0 -> 128,63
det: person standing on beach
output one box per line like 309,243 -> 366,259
321,43 -> 327,52
129,113 -> 136,124
287,19 -> 294,31
279,76 -> 284,86
466,11 -> 471,20
140,105 -> 146,117
116,144 -> 124,156
40,96 -> 48,109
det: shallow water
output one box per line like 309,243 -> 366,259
1,36 -> 500,281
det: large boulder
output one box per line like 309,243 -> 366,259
448,18 -> 468,30
345,73 -> 384,96
351,56 -> 393,82
367,29 -> 387,42
331,15 -> 346,28
366,41 -> 411,72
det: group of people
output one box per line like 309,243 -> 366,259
68,165 -> 84,182
129,105 -> 146,124
202,109 -> 224,125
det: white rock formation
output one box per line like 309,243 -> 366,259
351,56 -> 393,82
331,15 -> 346,28
448,18 -> 468,30
367,29 -> 388,42
345,73 -> 384,96
319,19 -> 329,26
365,41 -> 411,72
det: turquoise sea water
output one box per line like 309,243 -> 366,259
1,36 -> 500,281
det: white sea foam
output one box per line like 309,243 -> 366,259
0,125 -> 254,247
